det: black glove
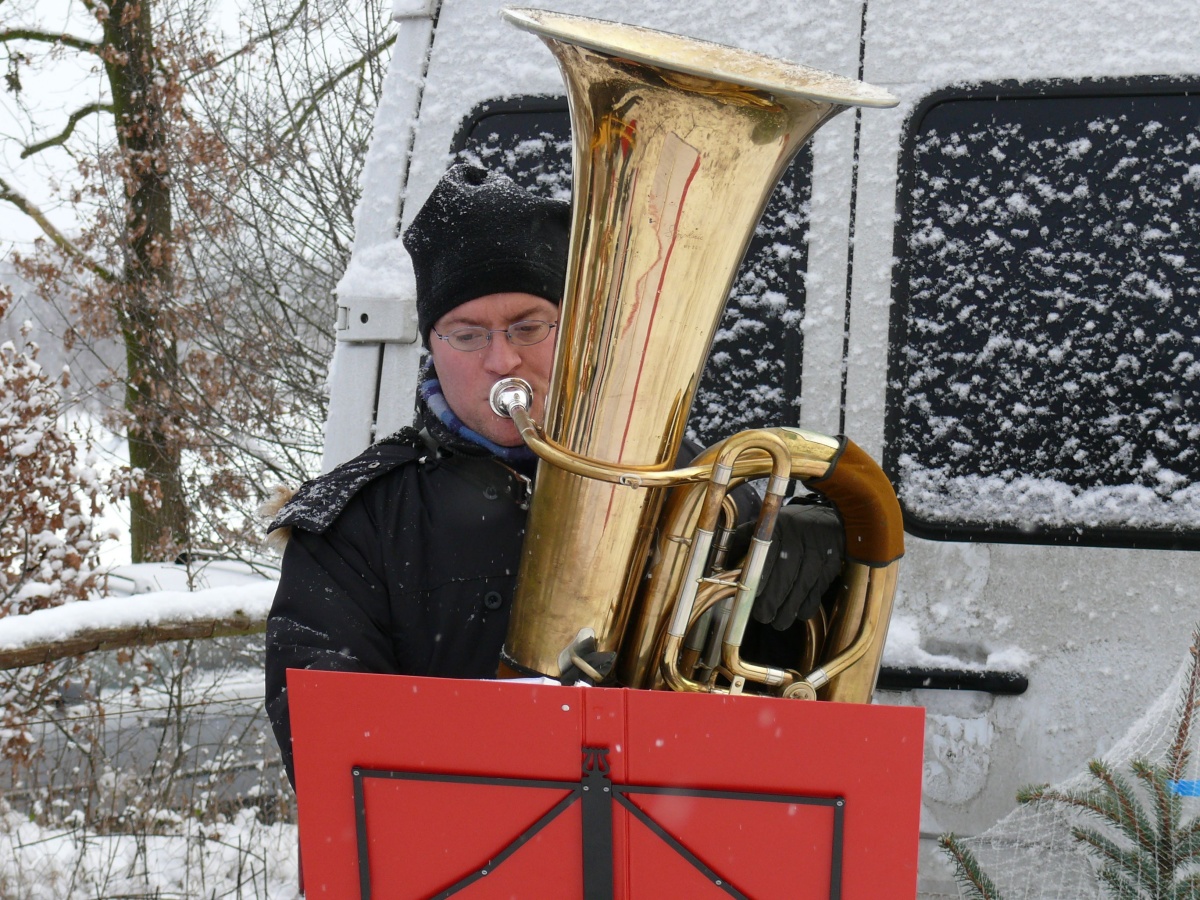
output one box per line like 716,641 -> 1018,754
748,502 -> 844,631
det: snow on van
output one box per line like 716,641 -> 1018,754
323,1 -> 1200,894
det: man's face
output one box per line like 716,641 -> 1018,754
429,292 -> 559,447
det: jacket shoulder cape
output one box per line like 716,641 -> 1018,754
268,429 -> 425,536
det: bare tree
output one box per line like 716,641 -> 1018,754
0,0 -> 394,562
1,0 -> 190,561
171,0 -> 394,553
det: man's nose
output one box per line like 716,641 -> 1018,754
482,332 -> 522,374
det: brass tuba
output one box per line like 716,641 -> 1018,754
493,8 -> 904,702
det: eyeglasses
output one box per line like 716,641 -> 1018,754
432,319 -> 557,352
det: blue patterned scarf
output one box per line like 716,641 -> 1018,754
417,371 -> 537,465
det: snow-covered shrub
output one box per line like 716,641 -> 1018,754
0,287 -> 112,764
0,287 -> 107,615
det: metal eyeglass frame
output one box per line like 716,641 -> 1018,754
432,319 -> 557,352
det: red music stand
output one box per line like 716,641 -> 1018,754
289,670 -> 924,899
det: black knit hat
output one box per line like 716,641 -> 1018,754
403,163 -> 571,346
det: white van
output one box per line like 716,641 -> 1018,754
326,0 -> 1200,893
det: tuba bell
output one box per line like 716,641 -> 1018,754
492,8 -> 904,702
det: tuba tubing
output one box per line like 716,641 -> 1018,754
629,431 -> 904,700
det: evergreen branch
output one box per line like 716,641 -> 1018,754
1020,780 -> 1114,814
1173,819 -> 1200,861
1097,867 -> 1147,900
19,102 -> 115,159
1071,824 -> 1132,869
1016,783 -> 1051,804
1171,872 -> 1200,900
1167,627 -> 1200,781
1021,623 -> 1200,897
278,33 -> 396,144
1072,824 -> 1161,889
1131,758 -> 1182,877
937,834 -> 1005,900
1088,759 -> 1158,855
1022,774 -> 1153,850
0,176 -> 117,283
0,28 -> 101,55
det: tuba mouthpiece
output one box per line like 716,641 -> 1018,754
489,377 -> 533,418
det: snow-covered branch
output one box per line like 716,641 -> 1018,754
0,582 -> 275,670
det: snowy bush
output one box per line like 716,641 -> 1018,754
0,289 -> 108,616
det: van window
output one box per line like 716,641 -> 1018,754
451,97 -> 814,449
887,80 -> 1200,549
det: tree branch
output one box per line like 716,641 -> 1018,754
180,0 -> 310,84
280,33 -> 395,143
20,101 -> 115,159
0,176 -> 117,282
0,582 -> 276,669
0,614 -> 266,670
0,28 -> 101,55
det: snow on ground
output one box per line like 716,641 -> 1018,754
0,571 -> 292,898
0,805 -> 299,900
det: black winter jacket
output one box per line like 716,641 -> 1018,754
264,428 -> 769,786
264,429 -> 533,784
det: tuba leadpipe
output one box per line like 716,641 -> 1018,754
495,8 -> 902,700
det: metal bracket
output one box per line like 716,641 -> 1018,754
352,749 -> 845,899
335,297 -> 417,344
391,0 -> 439,20
581,748 -> 614,898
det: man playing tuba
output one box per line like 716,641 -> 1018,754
263,163 -> 842,786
